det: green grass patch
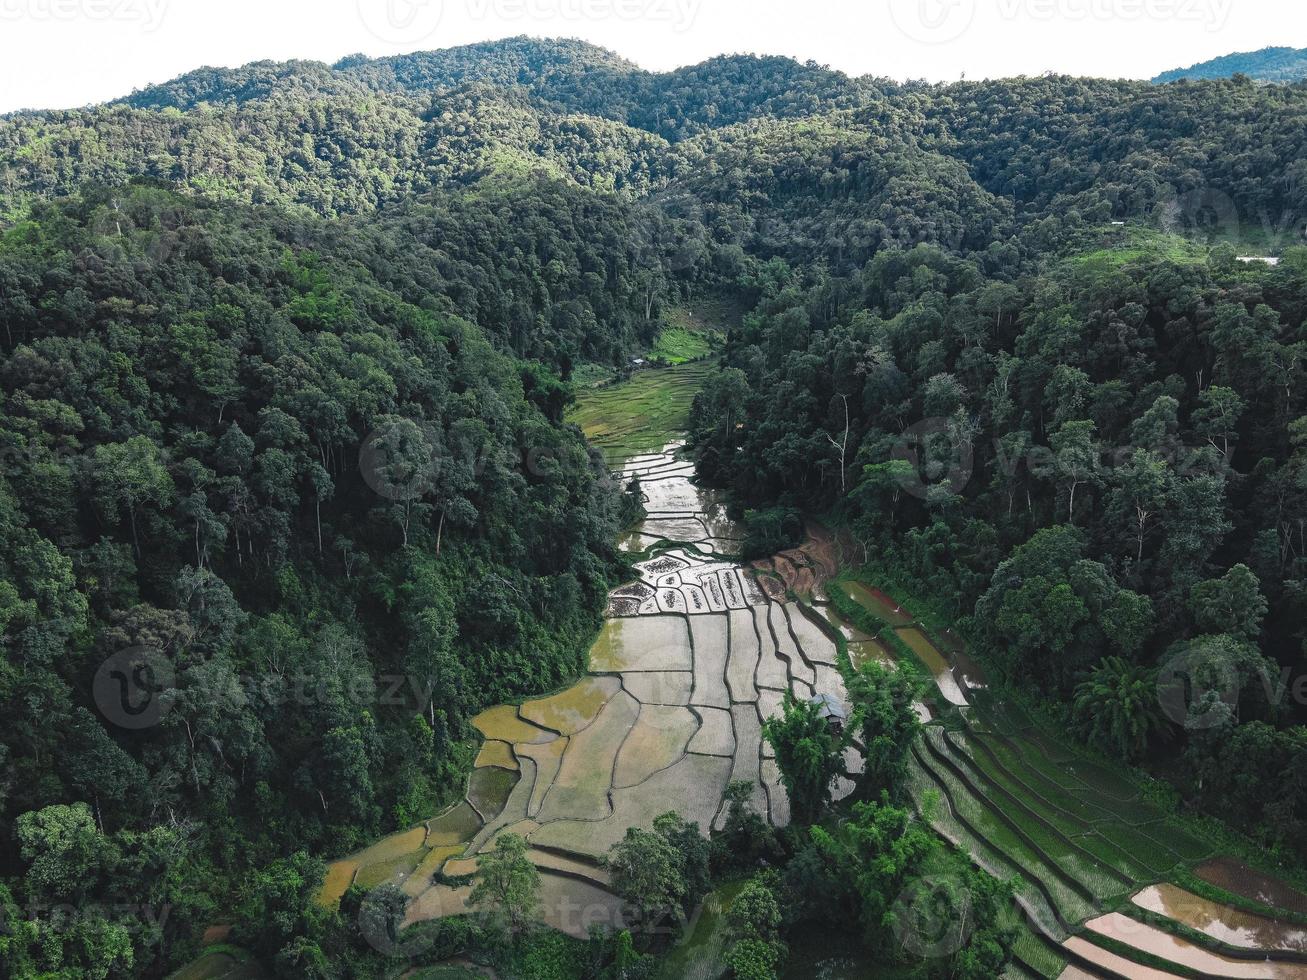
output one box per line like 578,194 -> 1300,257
1060,222 -> 1296,288
947,731 -> 1155,883
966,726 -> 1194,880
960,728 -> 1102,828
905,754 -> 1067,942
648,325 -> 713,365
354,850 -> 425,890
924,729 -> 1128,905
986,728 -> 1143,815
467,766 -> 518,820
1066,225 -> 1209,275
1077,828 -> 1178,879
1151,819 -> 1219,863
570,362 -> 618,388
1007,914 -> 1067,979
566,361 -> 714,463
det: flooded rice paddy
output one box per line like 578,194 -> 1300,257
1132,883 -> 1307,952
1195,858 -> 1307,917
318,442 -> 861,938
315,367 -> 1307,980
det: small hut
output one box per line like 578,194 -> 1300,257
811,693 -> 848,733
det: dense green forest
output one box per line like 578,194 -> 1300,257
0,180 -> 665,975
4,34 -> 1307,979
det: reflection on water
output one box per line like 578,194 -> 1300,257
949,647 -> 989,693
1132,883 -> 1307,952
840,581 -> 914,626
1084,912 -> 1307,978
520,676 -> 622,735
1060,936 -> 1185,980
623,442 -> 745,555
895,627 -> 969,706
846,637 -> 896,670
813,601 -> 874,643
1195,858 -> 1307,917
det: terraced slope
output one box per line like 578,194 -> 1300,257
565,362 -> 716,466
322,356 -> 1307,975
319,443 -> 857,940
838,575 -> 1307,980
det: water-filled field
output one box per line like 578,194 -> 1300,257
316,365 -> 1307,980
1132,883 -> 1307,952
318,441 -> 859,939
833,570 -> 1307,980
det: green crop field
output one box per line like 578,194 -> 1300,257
566,361 -> 715,463
649,325 -> 714,364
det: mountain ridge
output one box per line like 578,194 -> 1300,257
112,35 -> 876,137
1153,45 -> 1307,83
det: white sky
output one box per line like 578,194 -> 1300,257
0,0 -> 1301,113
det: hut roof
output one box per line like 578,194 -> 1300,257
811,692 -> 847,721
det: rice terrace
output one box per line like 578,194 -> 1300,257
305,362 -> 1307,980
12,21 -> 1307,980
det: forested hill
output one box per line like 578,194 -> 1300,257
8,37 -> 1307,234
6,33 -> 1307,978
114,36 -> 874,140
0,173 -> 678,974
1153,45 -> 1307,83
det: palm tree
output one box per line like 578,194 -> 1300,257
1072,656 -> 1167,761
